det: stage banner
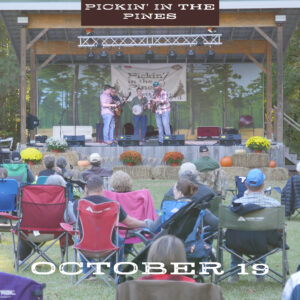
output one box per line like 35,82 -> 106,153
111,63 -> 186,102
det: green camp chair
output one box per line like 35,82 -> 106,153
1,164 -> 28,186
215,205 -> 288,285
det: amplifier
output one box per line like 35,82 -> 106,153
197,127 -> 221,140
219,134 -> 241,146
118,135 -> 139,146
223,127 -> 239,135
35,135 -> 48,143
163,135 -> 185,146
64,135 -> 85,147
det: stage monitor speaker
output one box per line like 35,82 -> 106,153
35,135 -> 48,143
163,135 -> 185,146
26,113 -> 39,130
118,135 -> 139,146
223,127 -> 239,135
64,135 -> 85,147
219,134 -> 241,146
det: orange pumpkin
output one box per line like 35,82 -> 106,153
269,160 -> 277,168
220,156 -> 233,167
78,160 -> 89,167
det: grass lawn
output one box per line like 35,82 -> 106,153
0,179 -> 299,300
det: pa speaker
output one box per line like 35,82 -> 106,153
219,134 -> 241,146
118,135 -> 139,146
163,135 -> 185,146
64,135 -> 85,147
26,113 -> 39,130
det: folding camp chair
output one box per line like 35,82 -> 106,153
104,189 -> 157,257
1,185 -> 69,271
116,279 -> 225,300
1,163 -> 28,186
36,176 -> 49,185
61,200 -> 121,286
216,205 -> 288,285
0,272 -> 45,300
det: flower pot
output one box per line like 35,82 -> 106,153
170,162 -> 179,167
26,160 -> 35,166
125,162 -> 134,166
254,150 -> 263,153
52,149 -> 62,153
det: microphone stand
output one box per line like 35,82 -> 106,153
59,109 -> 66,139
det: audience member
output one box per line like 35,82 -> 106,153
81,153 -> 113,182
227,169 -> 281,283
11,151 -> 34,184
56,156 -> 68,174
282,268 -> 300,300
73,175 -> 148,277
110,171 -> 132,193
38,155 -> 61,177
0,167 -> 8,179
162,162 -> 218,232
193,146 -> 219,172
139,235 -> 195,282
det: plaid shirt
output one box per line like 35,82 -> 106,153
154,89 -> 170,114
234,192 -> 280,207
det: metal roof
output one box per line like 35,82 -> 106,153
1,8 -> 299,65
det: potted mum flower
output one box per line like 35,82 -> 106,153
20,148 -> 43,165
163,151 -> 184,166
246,136 -> 271,153
46,137 -> 68,153
119,151 -> 142,166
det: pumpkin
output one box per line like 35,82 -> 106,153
77,160 -> 89,167
269,160 -> 277,168
220,156 -> 233,167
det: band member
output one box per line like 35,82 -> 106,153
130,88 -> 148,145
100,84 -> 118,145
110,87 -> 122,140
150,81 -> 171,145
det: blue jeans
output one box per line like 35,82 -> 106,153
78,235 -> 124,275
155,111 -> 171,143
230,254 -> 266,278
102,113 -> 115,143
134,115 -> 147,141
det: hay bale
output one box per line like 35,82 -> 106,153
232,153 -> 269,168
113,165 -> 153,179
261,167 -> 289,181
221,167 -> 249,180
152,166 -> 180,180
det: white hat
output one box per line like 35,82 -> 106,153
89,153 -> 101,163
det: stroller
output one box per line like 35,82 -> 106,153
119,188 -> 216,283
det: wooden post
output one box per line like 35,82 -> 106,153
266,43 -> 273,139
30,47 -> 37,140
72,64 -> 79,127
20,27 -> 27,144
276,24 -> 284,143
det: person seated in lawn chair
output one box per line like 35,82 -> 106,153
38,155 -> 62,177
73,175 -> 150,279
194,146 -> 228,199
110,170 -> 133,193
161,162 -> 218,233
227,169 -> 283,283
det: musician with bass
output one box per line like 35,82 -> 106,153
130,87 -> 148,145
150,81 -> 171,145
100,84 -> 119,145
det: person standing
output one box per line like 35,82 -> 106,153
130,88 -> 148,145
110,87 -> 122,140
150,82 -> 171,145
100,84 -> 118,145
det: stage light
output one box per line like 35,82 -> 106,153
207,27 -> 217,34
85,28 -> 94,36
145,49 -> 154,60
87,51 -> 95,62
99,50 -> 109,62
96,41 -> 102,48
207,49 -> 215,62
115,51 -> 124,62
187,49 -> 195,59
168,50 -> 177,62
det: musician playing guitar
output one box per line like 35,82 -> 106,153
111,87 -> 126,140
149,81 -> 171,145
100,84 -> 118,145
130,87 -> 148,145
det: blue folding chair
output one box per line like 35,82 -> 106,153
0,178 -> 19,212
36,176 -> 49,185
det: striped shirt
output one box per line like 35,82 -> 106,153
154,89 -> 170,114
234,192 -> 280,207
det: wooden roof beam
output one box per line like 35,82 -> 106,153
27,12 -> 276,29
34,40 -> 268,55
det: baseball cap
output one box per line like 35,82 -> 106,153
246,169 -> 266,187
89,153 -> 101,163
12,151 -> 22,162
199,145 -> 209,153
153,82 -> 159,87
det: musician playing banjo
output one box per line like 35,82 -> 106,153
130,87 -> 148,145
150,81 -> 171,145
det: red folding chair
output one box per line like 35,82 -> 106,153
62,199 -> 121,286
1,185 -> 70,271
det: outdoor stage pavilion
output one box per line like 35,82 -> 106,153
1,0 -> 300,167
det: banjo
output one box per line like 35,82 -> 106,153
132,98 -> 148,116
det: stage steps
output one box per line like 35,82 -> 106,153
285,146 -> 300,175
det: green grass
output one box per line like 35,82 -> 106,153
0,179 -> 299,300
